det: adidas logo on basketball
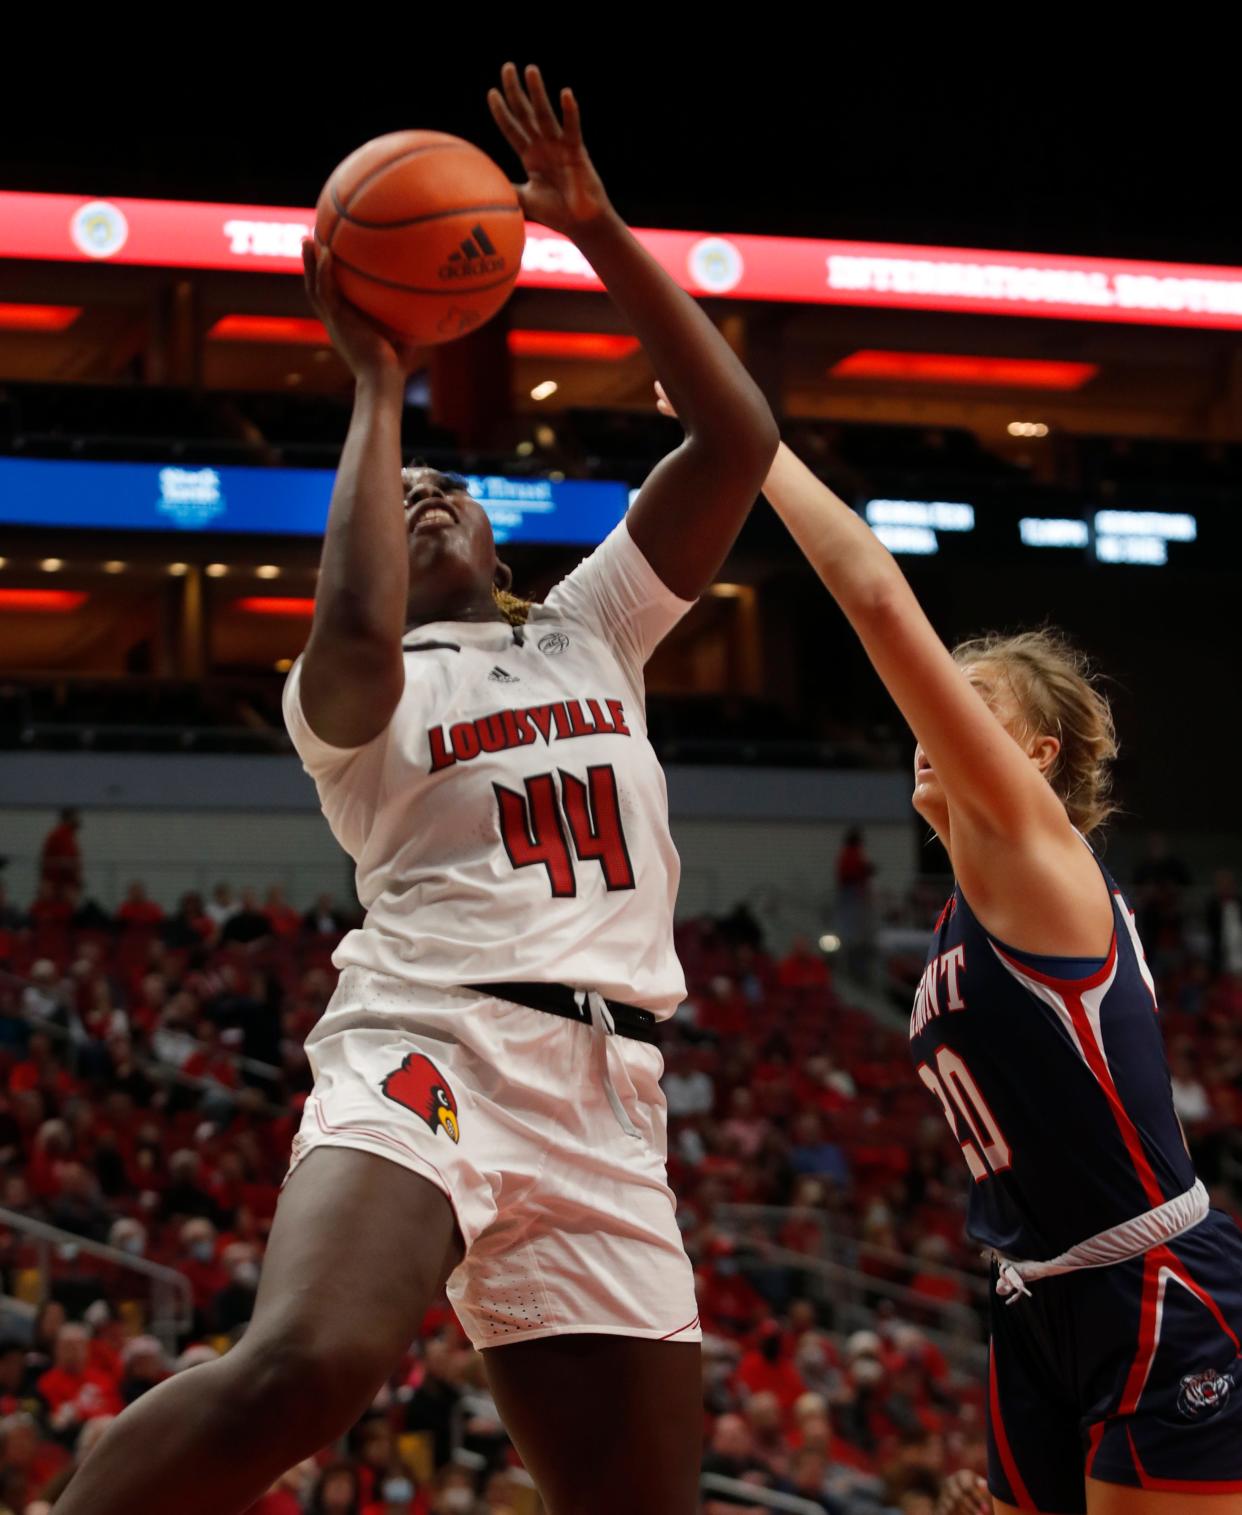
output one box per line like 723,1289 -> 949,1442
441,224 -> 506,281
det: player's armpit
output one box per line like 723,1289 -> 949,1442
946,812 -> 1115,959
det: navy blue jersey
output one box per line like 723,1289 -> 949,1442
908,852 -> 1196,1260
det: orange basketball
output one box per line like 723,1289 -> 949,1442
315,130 -> 525,345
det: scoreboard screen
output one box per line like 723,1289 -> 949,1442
857,494 -> 1231,570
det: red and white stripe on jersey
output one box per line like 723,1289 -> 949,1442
1115,889 -> 1160,1012
990,935 -> 1168,1210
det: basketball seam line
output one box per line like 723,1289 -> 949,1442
313,242 -> 520,297
336,140 -> 464,214
330,197 -> 522,232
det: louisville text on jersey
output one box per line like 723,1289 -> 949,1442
428,697 -> 631,772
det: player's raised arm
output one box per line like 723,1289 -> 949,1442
295,244 -> 421,749
490,64 -> 778,600
759,439 -> 1074,841
649,397 -> 1060,841
655,391 -> 1111,951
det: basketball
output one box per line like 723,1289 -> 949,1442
314,130 -> 525,345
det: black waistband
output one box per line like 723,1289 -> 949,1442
466,980 -> 658,1044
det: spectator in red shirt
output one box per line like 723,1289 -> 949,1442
0,1410 -> 70,1508
0,885 -> 23,966
307,1461 -> 363,1514
26,1412 -> 119,1510
304,893 -> 348,938
25,1301 -> 66,1378
46,1163 -> 113,1245
743,1390 -> 789,1475
734,942 -> 775,1006
796,1053 -> 857,1115
697,975 -> 748,1037
836,827 -> 873,890
7,1033 -> 75,1100
777,936 -> 830,993
721,1087 -> 769,1159
263,886 -> 301,940
182,1020 -> 239,1091
40,808 -> 82,895
37,1324 -> 122,1432
701,1411 -> 769,1486
737,1320 -> 806,1412
835,828 -> 876,977
0,1342 -> 27,1418
174,1217 -> 229,1321
115,882 -> 164,931
117,1336 -> 170,1409
221,888 -> 272,946
28,878 -> 73,969
26,1118 -> 73,1201
697,1241 -> 768,1338
79,975 -> 120,1041
163,1150 -> 225,1227
29,879 -> 73,931
211,1243 -> 261,1336
163,892 -> 215,951
908,1235 -> 969,1307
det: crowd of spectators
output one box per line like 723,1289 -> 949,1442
0,813 -> 1237,1513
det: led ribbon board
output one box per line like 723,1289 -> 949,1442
5,191 -> 1242,329
0,458 -> 629,545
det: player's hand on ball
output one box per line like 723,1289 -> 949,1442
301,239 -> 420,382
488,62 -> 613,237
935,1470 -> 990,1515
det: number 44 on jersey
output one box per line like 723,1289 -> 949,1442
496,765 -> 635,897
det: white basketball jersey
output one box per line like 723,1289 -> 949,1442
283,520 -> 693,1014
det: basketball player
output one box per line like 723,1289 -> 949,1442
688,401 -> 1242,1513
53,67 -> 776,1515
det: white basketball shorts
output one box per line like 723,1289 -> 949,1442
287,968 -> 701,1352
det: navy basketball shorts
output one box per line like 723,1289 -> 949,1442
987,1209 -> 1242,1511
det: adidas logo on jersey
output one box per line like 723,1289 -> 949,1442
488,666 -> 519,683
441,224 -> 506,280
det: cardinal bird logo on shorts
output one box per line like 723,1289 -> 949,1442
382,1053 -> 460,1143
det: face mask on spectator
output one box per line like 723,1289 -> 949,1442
121,1236 -> 144,1256
190,1241 -> 214,1264
383,1479 -> 414,1501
